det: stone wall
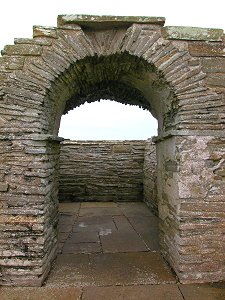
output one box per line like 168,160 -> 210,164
59,140 -> 152,202
0,135 -> 60,286
143,139 -> 157,214
156,134 -> 225,283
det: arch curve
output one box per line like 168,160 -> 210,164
1,19 -> 222,137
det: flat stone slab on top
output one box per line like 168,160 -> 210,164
56,14 -> 224,42
57,15 -> 165,29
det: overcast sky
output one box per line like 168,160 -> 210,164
1,0 -> 224,140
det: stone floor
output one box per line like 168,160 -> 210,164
1,202 -> 225,300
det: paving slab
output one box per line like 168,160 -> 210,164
73,216 -> 117,232
128,216 -> 160,251
63,242 -> 101,254
113,215 -> 135,231
81,202 -> 118,208
58,202 -> 80,214
79,207 -> 122,217
58,232 -> 70,243
58,224 -> 73,233
179,283 -> 225,300
118,202 -> 155,217
90,252 -> 176,286
58,213 -> 76,225
46,254 -> 94,287
57,242 -> 64,254
0,287 -> 82,300
100,228 -> 148,253
67,231 -> 99,243
82,284 -> 183,300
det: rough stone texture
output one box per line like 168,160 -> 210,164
0,14 -> 225,286
162,26 -> 224,41
0,287 -> 82,300
156,135 -> 225,283
143,139 -> 157,214
82,285 -> 183,300
0,135 -> 61,286
179,283 -> 225,300
57,14 -> 166,29
59,140 -> 147,202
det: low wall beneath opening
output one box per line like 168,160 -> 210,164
59,140 -> 157,203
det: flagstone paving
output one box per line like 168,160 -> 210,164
1,201 -> 225,299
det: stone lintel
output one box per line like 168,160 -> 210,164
153,129 -> 225,143
61,140 -> 146,145
162,26 -> 224,41
57,15 -> 165,29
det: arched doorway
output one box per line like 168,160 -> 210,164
0,15 -> 225,286
58,100 -> 157,140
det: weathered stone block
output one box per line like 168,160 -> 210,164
206,73 -> 225,88
164,160 -> 178,172
33,26 -> 58,39
57,14 -> 165,29
201,57 -> 225,73
0,182 -> 8,192
113,144 -> 131,153
188,41 -> 225,56
2,56 -> 25,70
162,26 -> 224,41
2,44 -> 42,56
14,38 -> 53,46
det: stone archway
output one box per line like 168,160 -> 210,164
0,15 -> 225,286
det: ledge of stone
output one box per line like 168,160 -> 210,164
61,139 -> 146,145
30,134 -> 64,142
0,134 -> 64,142
153,130 -> 225,143
162,26 -> 224,41
57,15 -> 165,29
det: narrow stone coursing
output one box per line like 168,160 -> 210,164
59,140 -> 148,202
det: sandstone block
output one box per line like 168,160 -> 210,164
162,26 -> 224,41
2,56 -> 25,70
201,57 -> 225,73
0,182 -> 8,192
33,26 -> 58,39
2,44 -> 42,56
188,41 -> 225,56
57,15 -> 165,29
207,73 -> 225,88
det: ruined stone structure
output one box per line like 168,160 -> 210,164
59,140 -> 149,202
0,15 -> 225,286
59,140 -> 156,208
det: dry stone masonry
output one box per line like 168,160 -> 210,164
0,15 -> 225,286
59,140 -> 148,202
143,139 -> 157,214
